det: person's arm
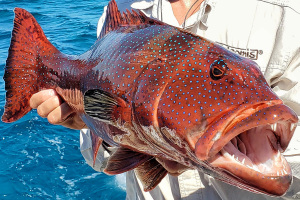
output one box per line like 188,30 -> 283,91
263,7 -> 300,199
263,6 -> 300,139
262,5 -> 300,118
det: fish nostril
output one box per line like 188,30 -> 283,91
243,97 -> 249,104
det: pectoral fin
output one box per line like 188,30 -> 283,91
84,89 -> 131,123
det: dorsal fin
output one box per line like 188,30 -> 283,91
98,0 -> 165,39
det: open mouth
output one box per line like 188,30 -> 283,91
209,122 -> 294,195
194,102 -> 298,196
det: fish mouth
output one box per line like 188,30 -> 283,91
194,100 -> 298,196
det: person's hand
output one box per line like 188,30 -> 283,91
30,89 -> 87,130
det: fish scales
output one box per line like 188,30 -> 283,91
2,0 -> 298,196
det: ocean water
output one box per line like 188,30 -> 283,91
0,0 -> 126,199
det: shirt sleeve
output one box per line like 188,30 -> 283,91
264,7 -> 300,198
265,6 -> 300,116
264,5 -> 300,157
80,128 -> 117,172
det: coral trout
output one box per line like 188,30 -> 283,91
2,0 -> 298,196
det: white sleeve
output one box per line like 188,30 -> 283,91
263,6 -> 300,158
270,50 -> 300,159
80,129 -> 116,172
264,6 -> 300,117
263,8 -> 300,195
268,40 -> 300,159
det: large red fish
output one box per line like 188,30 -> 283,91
2,0 -> 298,196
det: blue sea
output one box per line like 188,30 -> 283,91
0,0 -> 126,199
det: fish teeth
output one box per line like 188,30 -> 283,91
223,150 -> 247,166
241,158 -> 245,165
291,123 -> 297,132
246,164 -> 259,172
220,149 -> 226,155
221,149 -> 231,158
246,164 -> 252,169
271,123 -> 277,132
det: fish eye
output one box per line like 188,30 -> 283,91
210,59 -> 227,80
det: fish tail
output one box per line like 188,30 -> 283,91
2,8 -> 62,123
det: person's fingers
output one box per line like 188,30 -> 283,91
47,102 -> 74,125
30,89 -> 87,130
36,95 -> 62,118
30,89 -> 57,109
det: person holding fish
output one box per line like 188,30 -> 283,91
28,0 -> 300,199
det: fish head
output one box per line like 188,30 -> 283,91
154,42 -> 298,195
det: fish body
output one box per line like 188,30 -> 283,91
2,0 -> 298,196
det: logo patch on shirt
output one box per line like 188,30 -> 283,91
218,43 -> 263,60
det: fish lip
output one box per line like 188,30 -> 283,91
193,100 -> 298,195
195,99 -> 298,160
206,160 -> 293,196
